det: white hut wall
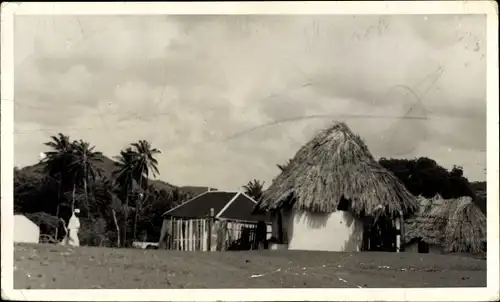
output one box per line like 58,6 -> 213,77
14,215 -> 40,244
286,208 -> 364,252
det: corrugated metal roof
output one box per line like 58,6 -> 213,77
163,191 -> 268,222
163,191 -> 236,219
218,193 -> 268,222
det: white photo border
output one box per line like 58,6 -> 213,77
1,1 -> 498,301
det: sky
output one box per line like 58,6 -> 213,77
14,15 -> 487,191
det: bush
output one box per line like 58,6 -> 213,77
25,212 -> 61,236
79,217 -> 113,247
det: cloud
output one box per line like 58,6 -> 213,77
14,14 -> 487,189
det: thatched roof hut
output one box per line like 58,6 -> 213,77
405,195 -> 486,253
404,195 -> 447,246
254,122 -> 418,218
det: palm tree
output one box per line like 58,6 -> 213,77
113,147 -> 138,246
113,141 -> 161,243
70,140 -> 103,215
243,179 -> 265,201
129,140 -> 161,240
42,133 -> 73,191
130,140 -> 161,186
42,133 -> 74,237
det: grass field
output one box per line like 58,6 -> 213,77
14,243 -> 486,289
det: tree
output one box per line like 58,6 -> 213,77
113,147 -> 138,246
134,184 -> 165,243
14,169 -> 58,213
42,133 -> 74,198
378,157 -> 475,199
164,188 -> 194,211
129,140 -> 161,240
32,134 -> 106,241
470,180 -> 486,215
243,179 -> 265,201
450,165 -> 464,178
113,140 -> 161,245
25,212 -> 62,240
130,140 -> 161,187
70,140 -> 103,216
94,177 -> 123,247
15,134 -> 176,248
42,133 -> 75,237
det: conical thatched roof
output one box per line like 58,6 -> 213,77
405,195 -> 486,253
254,122 -> 418,218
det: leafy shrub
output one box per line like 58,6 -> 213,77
25,212 -> 61,236
79,217 -> 112,247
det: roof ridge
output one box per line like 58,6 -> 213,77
240,191 -> 259,204
206,190 -> 238,194
215,192 -> 241,218
161,190 -> 211,216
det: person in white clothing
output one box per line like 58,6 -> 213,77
67,209 -> 81,247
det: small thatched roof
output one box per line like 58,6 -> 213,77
405,195 -> 486,253
405,195 -> 447,245
254,122 -> 418,218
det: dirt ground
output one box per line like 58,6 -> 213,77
14,243 -> 486,289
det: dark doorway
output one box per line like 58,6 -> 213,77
418,240 -> 430,253
362,215 -> 397,252
277,210 -> 284,243
337,196 -> 350,211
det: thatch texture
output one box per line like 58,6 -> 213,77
405,195 -> 486,253
405,195 -> 447,245
255,122 -> 418,218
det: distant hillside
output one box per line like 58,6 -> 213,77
179,186 -> 218,196
18,154 -> 216,197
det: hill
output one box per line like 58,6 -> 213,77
18,154 -> 216,196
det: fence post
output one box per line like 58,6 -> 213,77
399,210 -> 405,252
169,218 -> 174,249
207,208 -> 215,251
